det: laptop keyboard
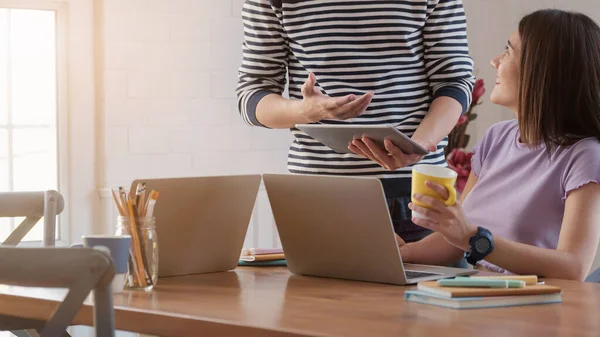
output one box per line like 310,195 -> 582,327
405,270 -> 442,279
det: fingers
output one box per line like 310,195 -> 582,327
384,139 -> 424,165
350,139 -> 383,166
348,143 -> 368,157
351,137 -> 428,172
425,180 -> 450,201
315,90 -> 373,121
383,139 -> 409,166
341,92 -> 373,117
301,73 -> 317,97
326,93 -> 373,109
416,140 -> 437,152
411,193 -> 450,216
328,94 -> 357,109
408,201 -> 443,221
384,139 -> 404,156
328,91 -> 373,118
362,137 -> 396,170
411,217 -> 440,232
342,94 -> 372,119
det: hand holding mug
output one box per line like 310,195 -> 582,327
408,165 -> 476,251
410,164 -> 457,218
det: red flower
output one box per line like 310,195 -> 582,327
447,148 -> 473,193
472,79 -> 486,105
455,115 -> 468,127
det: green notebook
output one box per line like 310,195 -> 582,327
237,259 -> 287,267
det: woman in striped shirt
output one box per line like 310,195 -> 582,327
236,0 -> 475,247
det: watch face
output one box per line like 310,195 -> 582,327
475,238 -> 491,253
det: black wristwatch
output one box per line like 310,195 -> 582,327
465,227 -> 494,266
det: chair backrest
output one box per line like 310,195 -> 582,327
0,191 -> 65,247
0,246 -> 116,337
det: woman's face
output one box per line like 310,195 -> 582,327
490,31 -> 521,114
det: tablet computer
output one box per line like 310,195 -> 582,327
295,124 -> 429,155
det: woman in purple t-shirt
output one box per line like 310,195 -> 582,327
399,9 -> 600,280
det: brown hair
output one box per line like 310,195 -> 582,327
518,9 -> 600,151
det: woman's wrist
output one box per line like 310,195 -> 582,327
456,225 -> 479,252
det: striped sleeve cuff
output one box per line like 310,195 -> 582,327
245,90 -> 274,128
433,86 -> 469,114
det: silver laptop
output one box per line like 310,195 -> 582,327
262,173 -> 476,285
130,175 -> 261,278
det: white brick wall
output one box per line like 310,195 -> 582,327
101,0 -> 600,252
101,0 -> 291,249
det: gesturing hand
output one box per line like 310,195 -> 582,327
300,73 -> 374,123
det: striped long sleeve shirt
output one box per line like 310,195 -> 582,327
236,0 -> 475,192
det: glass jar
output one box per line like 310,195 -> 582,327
115,216 -> 158,291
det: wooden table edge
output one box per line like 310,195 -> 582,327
0,290 -> 318,337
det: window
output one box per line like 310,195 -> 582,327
0,3 -> 66,244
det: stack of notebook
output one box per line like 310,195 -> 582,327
238,248 -> 286,266
405,275 -> 562,309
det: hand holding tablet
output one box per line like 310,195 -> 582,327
295,124 -> 431,155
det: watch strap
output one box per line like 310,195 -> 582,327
465,227 -> 494,266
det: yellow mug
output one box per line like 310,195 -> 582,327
411,164 -> 458,219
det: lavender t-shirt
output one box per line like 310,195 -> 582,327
462,120 -> 600,273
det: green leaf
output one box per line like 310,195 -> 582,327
462,135 -> 471,148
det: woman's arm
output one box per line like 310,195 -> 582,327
409,181 -> 600,280
400,172 -> 478,265
482,182 -> 600,280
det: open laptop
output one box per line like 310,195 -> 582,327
130,175 -> 261,278
262,173 -> 476,285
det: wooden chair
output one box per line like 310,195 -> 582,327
0,190 -> 64,247
0,246 -> 116,337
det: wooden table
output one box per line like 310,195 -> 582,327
1,267 -> 600,337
